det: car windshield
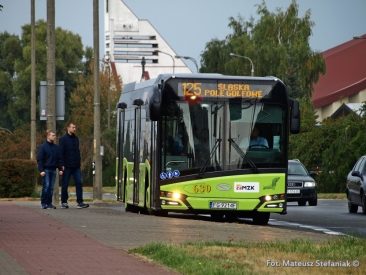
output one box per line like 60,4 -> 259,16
288,162 -> 308,176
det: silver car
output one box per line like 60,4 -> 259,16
346,156 -> 366,214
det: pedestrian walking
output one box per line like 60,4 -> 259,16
37,130 -> 63,209
59,122 -> 89,209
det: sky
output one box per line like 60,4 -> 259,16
1,0 -> 366,72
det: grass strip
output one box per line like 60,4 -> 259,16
130,236 -> 365,275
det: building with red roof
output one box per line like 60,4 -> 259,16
312,34 -> 366,121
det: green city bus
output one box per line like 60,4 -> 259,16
115,73 -> 300,225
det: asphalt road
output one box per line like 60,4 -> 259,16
87,194 -> 365,238
269,199 -> 366,238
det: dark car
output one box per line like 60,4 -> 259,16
287,159 -> 317,206
346,156 -> 366,214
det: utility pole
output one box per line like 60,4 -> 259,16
47,0 -> 59,204
107,63 -> 111,130
31,0 -> 37,192
93,0 -> 102,201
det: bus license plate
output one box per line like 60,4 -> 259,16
287,189 -> 300,194
210,202 -> 237,209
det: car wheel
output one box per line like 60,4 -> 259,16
308,193 -> 318,206
348,194 -> 358,213
308,198 -> 317,206
298,200 -> 306,206
362,193 -> 366,215
252,212 -> 270,225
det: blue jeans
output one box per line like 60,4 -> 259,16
41,169 -> 56,206
61,167 -> 84,204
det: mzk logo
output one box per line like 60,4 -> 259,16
234,182 -> 259,192
263,177 -> 280,190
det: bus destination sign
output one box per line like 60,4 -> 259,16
179,81 -> 273,99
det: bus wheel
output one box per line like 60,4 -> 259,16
211,213 -> 224,222
125,202 -> 133,212
252,212 -> 270,225
225,213 -> 237,223
140,190 -> 150,215
125,203 -> 139,213
153,210 -> 168,217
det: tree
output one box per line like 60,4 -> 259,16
0,20 -> 84,131
67,61 -> 122,185
200,0 -> 325,99
0,32 -> 22,130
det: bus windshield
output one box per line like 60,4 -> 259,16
161,100 -> 286,175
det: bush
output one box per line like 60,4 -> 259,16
0,159 -> 37,198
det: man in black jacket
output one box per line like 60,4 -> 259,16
37,130 -> 63,209
59,122 -> 89,209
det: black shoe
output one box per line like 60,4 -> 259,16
61,203 -> 69,209
77,202 -> 89,209
48,204 -> 56,209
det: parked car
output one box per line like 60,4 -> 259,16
346,156 -> 366,214
287,159 -> 317,206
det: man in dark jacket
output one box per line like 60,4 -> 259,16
37,130 -> 63,209
59,122 -> 89,209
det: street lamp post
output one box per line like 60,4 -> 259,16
156,50 -> 175,73
99,54 -> 111,129
104,53 -> 111,130
175,55 -> 199,72
230,53 -> 254,76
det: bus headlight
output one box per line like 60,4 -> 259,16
264,194 -> 285,201
160,191 -> 181,199
172,193 -> 181,199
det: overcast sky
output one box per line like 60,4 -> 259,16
1,0 -> 366,72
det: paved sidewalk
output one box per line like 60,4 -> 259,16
0,200 -> 335,275
0,201 -> 177,275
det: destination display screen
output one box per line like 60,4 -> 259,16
177,81 -> 273,99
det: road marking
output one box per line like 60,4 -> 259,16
269,219 -> 346,236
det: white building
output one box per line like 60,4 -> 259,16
104,0 -> 192,85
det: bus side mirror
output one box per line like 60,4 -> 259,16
149,84 -> 161,121
290,99 -> 300,134
116,102 -> 127,109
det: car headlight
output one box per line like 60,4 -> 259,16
304,182 -> 316,187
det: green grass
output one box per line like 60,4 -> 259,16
317,193 -> 346,199
130,237 -> 365,275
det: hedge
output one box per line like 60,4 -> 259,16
0,159 -> 38,198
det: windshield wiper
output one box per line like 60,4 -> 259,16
228,138 -> 258,173
197,138 -> 222,178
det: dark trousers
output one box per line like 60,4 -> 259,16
61,167 -> 83,204
41,169 -> 56,206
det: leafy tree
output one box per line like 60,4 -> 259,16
0,20 -> 84,131
67,61 -> 122,185
0,32 -> 22,130
200,0 -> 325,99
0,125 -> 45,160
290,99 -> 366,193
